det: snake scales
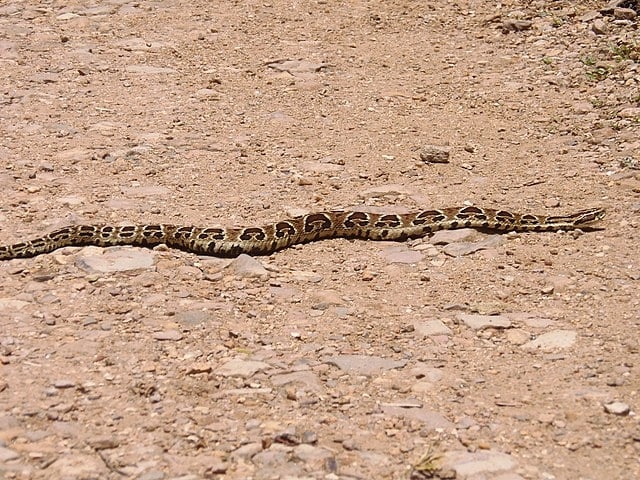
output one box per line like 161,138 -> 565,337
0,206 -> 605,260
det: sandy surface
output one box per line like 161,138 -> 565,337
0,1 -> 639,479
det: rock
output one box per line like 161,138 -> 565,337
174,310 -> 215,327
618,107 -> 640,119
251,447 -> 289,467
601,0 -> 631,14
0,298 -> 30,312
292,443 -> 333,463
408,366 -> 444,384
0,41 -> 18,60
604,402 -> 631,416
87,435 -> 120,450
186,362 -> 212,375
441,236 -> 502,257
382,406 -> 453,429
501,20 -> 532,32
76,248 -> 155,273
506,313 -> 555,328
457,313 -> 511,330
230,442 -> 263,460
290,270 -> 324,283
310,290 -> 344,309
217,358 -> 270,378
198,457 -> 228,475
521,330 -> 577,351
48,453 -> 109,478
413,320 -> 453,336
578,10 -> 601,22
324,355 -> 406,376
266,59 -> 327,74
53,379 -> 76,389
505,329 -> 530,345
382,398 -> 423,408
442,450 -> 517,477
137,470 -> 165,480
592,18 -> 607,34
300,161 -> 344,173
271,371 -> 324,393
0,446 -> 19,461
573,102 -> 594,114
55,147 -> 91,164
614,8 -> 637,20
430,228 -> 475,245
419,145 -> 450,164
226,254 -> 269,278
151,330 -> 183,341
380,245 -> 423,264
359,184 -> 414,199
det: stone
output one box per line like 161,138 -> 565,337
76,248 -> 155,273
382,406 -> 453,429
266,59 -> 327,74
457,313 -> 511,330
600,0 -> 630,14
251,448 -> 289,467
292,443 -> 333,462
271,371 -> 324,393
413,320 -> 453,337
441,236 -> 502,257
0,446 -> 19,461
53,379 -> 76,389
217,359 -> 270,378
505,329 -> 530,345
359,184 -> 414,199
230,442 -> 263,460
152,330 -> 183,341
226,254 -> 269,279
614,8 -> 637,20
0,298 -> 30,312
290,270 -> 324,283
521,330 -> 577,351
48,453 -> 109,478
442,450 -> 517,477
592,19 -> 607,34
430,228 -> 475,245
618,107 -> 640,119
604,402 -> 631,416
87,435 -> 120,450
501,20 -> 532,32
310,289 -> 344,309
324,355 -> 406,376
419,145 -> 450,164
380,245 -> 423,264
174,310 -> 215,327
54,147 -> 91,164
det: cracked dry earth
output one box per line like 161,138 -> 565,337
0,1 -> 639,479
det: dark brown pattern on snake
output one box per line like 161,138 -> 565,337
0,206 -> 606,260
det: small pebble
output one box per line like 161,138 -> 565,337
603,402 -> 631,416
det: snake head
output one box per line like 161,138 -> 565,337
571,207 -> 606,226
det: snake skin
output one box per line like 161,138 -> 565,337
0,206 -> 606,260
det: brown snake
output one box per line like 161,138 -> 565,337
0,206 -> 605,260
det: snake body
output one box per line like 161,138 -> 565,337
0,206 -> 605,260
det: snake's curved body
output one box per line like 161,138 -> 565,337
0,206 -> 605,260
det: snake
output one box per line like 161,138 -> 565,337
0,206 -> 606,260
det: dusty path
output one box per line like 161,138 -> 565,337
0,1 -> 638,479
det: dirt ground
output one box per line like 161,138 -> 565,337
0,1 -> 639,479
